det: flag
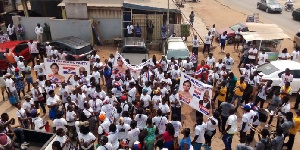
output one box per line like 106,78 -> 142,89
62,66 -> 76,74
194,67 -> 207,75
190,53 -> 197,62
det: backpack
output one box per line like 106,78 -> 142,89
261,138 -> 272,150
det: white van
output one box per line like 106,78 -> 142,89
166,37 -> 190,61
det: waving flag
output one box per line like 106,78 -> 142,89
190,53 -> 197,62
194,67 -> 207,75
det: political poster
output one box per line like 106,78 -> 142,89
178,73 -> 213,116
112,52 -> 155,79
44,58 -> 90,83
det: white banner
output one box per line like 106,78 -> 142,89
178,73 -> 213,116
112,52 -> 154,79
44,58 -> 90,83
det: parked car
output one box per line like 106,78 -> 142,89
166,37 -> 190,62
0,40 -> 31,70
294,30 -> 300,48
41,36 -> 94,61
257,0 -> 283,13
292,8 -> 300,21
257,60 -> 300,93
120,37 -> 148,65
216,23 -> 249,44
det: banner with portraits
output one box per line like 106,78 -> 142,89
178,73 -> 213,116
112,52 -> 155,79
44,58 -> 90,83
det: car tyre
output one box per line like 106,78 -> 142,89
266,8 -> 269,13
227,37 -> 234,44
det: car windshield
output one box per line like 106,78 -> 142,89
230,24 -> 244,31
122,46 -> 147,54
267,0 -> 277,4
256,63 -> 279,75
74,45 -> 93,55
0,52 -> 6,60
167,50 -> 190,60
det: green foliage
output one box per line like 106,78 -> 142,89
181,24 -> 190,37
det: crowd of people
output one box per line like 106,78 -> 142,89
0,36 -> 299,150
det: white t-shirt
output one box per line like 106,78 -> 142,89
89,99 -> 102,113
140,94 -> 151,107
59,87 -> 71,103
220,34 -> 227,40
78,132 -> 96,150
226,114 -> 237,134
258,53 -> 268,65
134,114 -> 148,130
34,63 -> 46,76
98,119 -> 111,135
206,57 -> 215,66
35,26 -> 43,34
31,87 -> 43,101
32,117 -> 45,132
152,95 -> 162,110
192,39 -> 200,47
184,62 -> 194,75
159,103 -> 170,115
152,116 -> 168,134
292,50 -> 300,62
22,99 -> 34,112
107,132 -> 119,150
169,121 -> 182,137
128,128 -> 140,147
92,71 -> 101,84
5,78 -> 16,92
16,108 -> 26,118
170,69 -> 181,80
248,48 -> 258,60
117,124 -> 131,140
17,61 -> 25,72
46,96 -> 58,107
279,53 -> 290,59
223,57 -> 234,70
205,35 -> 212,44
53,118 -> 67,131
240,112 -> 253,132
55,135 -> 70,150
210,27 -> 216,36
280,74 -> 293,86
128,87 -> 137,103
66,111 -> 76,126
206,117 -> 218,131
28,42 -> 39,53
7,25 -> 14,35
194,123 -> 206,143
169,93 -> 181,108
127,25 -> 134,34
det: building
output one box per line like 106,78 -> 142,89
58,0 -> 181,42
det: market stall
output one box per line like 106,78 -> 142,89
241,23 -> 290,60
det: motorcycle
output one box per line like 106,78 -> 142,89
285,2 -> 294,11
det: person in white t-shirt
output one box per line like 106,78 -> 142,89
53,113 -> 67,132
222,109 -> 237,150
5,73 -> 19,102
184,57 -> 194,75
192,35 -> 200,55
34,59 -> 46,77
55,128 -> 71,150
78,126 -> 96,150
291,48 -> 300,62
107,124 -> 119,150
134,108 -> 148,130
257,51 -> 269,65
206,53 -> 215,67
35,23 -> 43,43
127,22 -> 134,37
248,45 -> 258,64
223,53 -> 234,72
203,31 -> 212,54
204,112 -> 219,149
116,117 -> 130,140
169,90 -> 181,121
28,40 -> 39,67
169,115 -> 182,139
239,105 -> 253,143
280,68 -> 293,86
140,89 -> 151,108
210,24 -> 216,45
278,48 -> 290,60
234,28 -> 242,49
152,109 -> 168,134
192,118 -> 206,149
97,136 -> 113,150
127,121 -> 140,148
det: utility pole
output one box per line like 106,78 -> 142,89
167,0 -> 169,25
21,0 -> 29,17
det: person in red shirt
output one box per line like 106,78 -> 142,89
195,60 -> 210,81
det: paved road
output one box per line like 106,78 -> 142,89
217,0 -> 300,38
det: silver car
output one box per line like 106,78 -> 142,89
257,0 -> 282,13
120,37 -> 149,65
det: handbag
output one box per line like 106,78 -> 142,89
38,94 -> 44,102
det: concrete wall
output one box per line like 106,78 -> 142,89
49,19 -> 92,43
94,18 -> 122,41
12,16 -> 53,40
65,3 -> 88,19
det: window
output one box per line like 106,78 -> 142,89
14,43 -> 28,54
261,0 -> 266,3
278,70 -> 300,78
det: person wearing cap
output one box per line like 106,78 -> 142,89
142,81 -> 152,96
140,88 -> 151,109
239,104 -> 252,143
13,67 -> 25,100
98,112 -> 111,136
285,110 -> 300,150
31,109 -> 46,132
116,117 -> 130,141
5,72 -> 20,102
